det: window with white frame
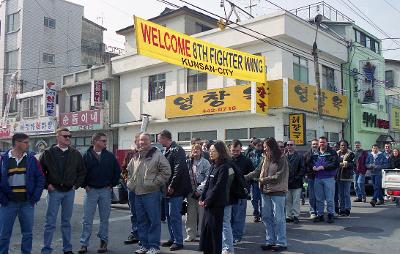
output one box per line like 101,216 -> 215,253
322,65 -> 336,92
225,128 -> 248,140
148,73 -> 166,101
187,69 -> 207,92
7,12 -> 20,32
42,53 -> 55,64
5,50 -> 18,73
293,55 -> 309,84
70,94 -> 81,112
44,17 -> 56,29
22,97 -> 39,118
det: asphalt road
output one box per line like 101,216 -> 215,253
7,189 -> 400,254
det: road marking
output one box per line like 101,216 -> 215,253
93,215 -> 131,225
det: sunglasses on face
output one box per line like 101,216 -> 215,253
62,135 -> 72,139
287,144 -> 294,146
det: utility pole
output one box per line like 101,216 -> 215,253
312,14 -> 325,138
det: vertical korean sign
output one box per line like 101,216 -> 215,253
44,81 -> 56,117
254,82 -> 268,115
134,16 -> 266,83
289,113 -> 306,145
91,80 -> 103,108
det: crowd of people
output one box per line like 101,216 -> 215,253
0,129 -> 398,254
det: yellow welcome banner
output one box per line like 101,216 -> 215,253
134,16 -> 266,83
166,85 -> 251,118
391,106 -> 400,130
287,79 -> 348,119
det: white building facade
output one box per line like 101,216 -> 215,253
112,8 -> 348,150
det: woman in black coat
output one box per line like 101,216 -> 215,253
389,148 -> 400,169
199,141 -> 230,254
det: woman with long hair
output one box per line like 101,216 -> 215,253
184,143 -> 211,242
245,137 -> 289,252
199,141 -> 231,254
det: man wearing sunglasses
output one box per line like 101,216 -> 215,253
0,133 -> 45,254
40,128 -> 87,254
78,133 -> 121,254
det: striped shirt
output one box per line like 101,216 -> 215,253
7,150 -> 28,202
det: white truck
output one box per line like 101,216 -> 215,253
382,168 -> 400,206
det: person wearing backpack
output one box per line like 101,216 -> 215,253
245,137 -> 289,252
229,140 -> 254,245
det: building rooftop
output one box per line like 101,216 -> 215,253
116,6 -> 218,35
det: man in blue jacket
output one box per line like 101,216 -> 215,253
78,133 -> 121,254
313,136 -> 339,224
365,144 -> 388,207
0,133 -> 45,254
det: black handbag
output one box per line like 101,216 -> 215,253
180,200 -> 188,215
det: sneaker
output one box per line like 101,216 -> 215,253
313,215 -> 324,223
97,240 -> 107,253
293,216 -> 300,224
339,210 -> 346,216
170,243 -> 183,251
309,214 -> 317,219
134,246 -> 148,254
64,252 -> 74,254
261,244 -> 275,251
285,217 -> 294,223
327,214 -> 334,223
353,198 -> 362,202
125,234 -> 140,244
184,236 -> 195,242
254,216 -> 261,223
370,200 -> 376,207
376,200 -> 384,205
146,248 -> 160,254
362,197 -> 367,203
271,245 -> 287,252
221,250 -> 232,254
161,240 -> 174,247
78,246 -> 87,254
345,209 -> 350,216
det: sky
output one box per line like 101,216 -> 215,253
68,0 -> 400,60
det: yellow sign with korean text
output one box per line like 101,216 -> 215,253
391,106 -> 400,130
287,79 -> 348,119
134,16 -> 266,83
289,113 -> 306,145
165,85 -> 251,118
268,79 -> 283,108
255,83 -> 268,115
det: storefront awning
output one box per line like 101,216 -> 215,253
376,134 -> 395,143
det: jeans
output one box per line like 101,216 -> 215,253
372,174 -> 384,201
338,181 -> 352,211
251,182 -> 261,217
307,178 -> 317,215
135,191 -> 161,250
314,177 -> 335,216
128,190 -> 138,236
285,188 -> 302,218
0,201 -> 34,254
80,188 -> 112,246
166,196 -> 184,245
261,194 -> 287,247
354,173 -> 366,199
185,194 -> 204,239
231,199 -> 247,241
222,205 -> 234,252
42,189 -> 75,254
334,181 -> 339,212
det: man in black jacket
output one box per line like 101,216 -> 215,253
285,140 -> 306,224
230,140 -> 254,244
40,128 -> 86,254
158,130 -> 192,251
78,133 -> 121,254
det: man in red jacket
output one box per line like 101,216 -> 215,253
353,141 -> 368,203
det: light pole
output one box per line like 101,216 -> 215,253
312,14 -> 324,138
